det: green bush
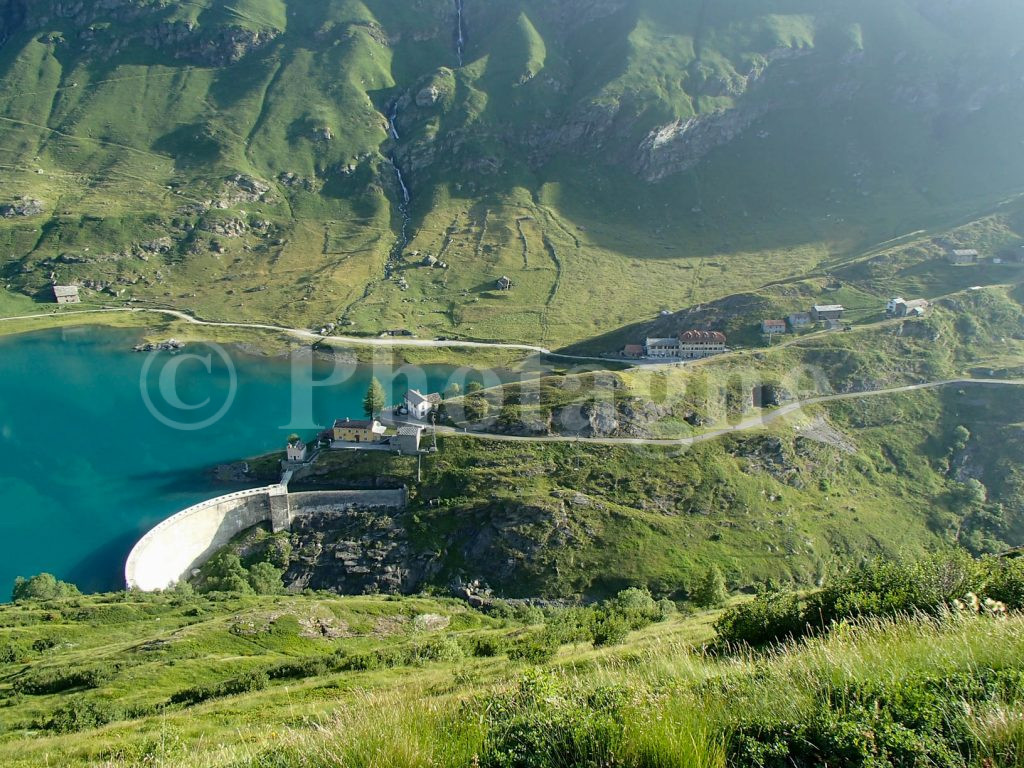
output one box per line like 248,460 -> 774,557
267,657 -> 331,681
464,634 -> 509,658
714,553 -> 1024,647
728,669 -> 1024,768
14,664 -> 115,695
714,592 -> 805,648
984,557 -> 1024,609
507,631 -> 561,664
42,697 -> 118,734
605,587 -> 661,629
0,642 -> 24,664
691,565 -> 729,608
169,669 -> 269,706
12,573 -> 80,602
480,671 -> 628,768
412,635 -> 465,664
247,562 -> 284,595
201,553 -> 253,594
591,612 -> 631,647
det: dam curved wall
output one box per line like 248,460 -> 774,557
125,487 -> 408,591
125,487 -> 277,591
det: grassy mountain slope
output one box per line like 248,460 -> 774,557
2,1 -> 1024,345
226,381 -> 1024,599
0,577 -> 1022,767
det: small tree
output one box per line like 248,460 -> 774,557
691,565 -> 729,608
363,378 -> 386,419
248,562 -> 284,595
12,573 -> 80,602
203,553 -> 253,594
443,383 -> 461,400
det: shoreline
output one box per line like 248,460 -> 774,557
0,306 -> 565,369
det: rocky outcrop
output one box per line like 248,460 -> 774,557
0,197 -> 43,217
284,506 -> 439,595
19,0 -> 278,66
635,106 -> 768,181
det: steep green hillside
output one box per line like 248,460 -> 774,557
3,0 -> 1024,345
217,382 -> 1024,599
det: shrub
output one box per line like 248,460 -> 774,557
247,562 -> 284,595
0,642 -> 24,664
479,671 -> 629,768
12,573 -> 80,602
30,633 -> 63,652
714,592 -> 806,648
169,669 -> 269,706
267,657 -> 331,681
43,697 -> 118,734
657,598 -> 678,620
507,631 -> 561,664
202,553 -> 253,594
464,634 -> 509,658
606,587 -> 661,629
412,635 -> 465,664
591,612 -> 631,647
691,566 -> 729,608
807,553 -> 983,626
984,557 -> 1024,609
14,664 -> 115,696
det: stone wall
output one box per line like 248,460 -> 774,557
124,487 -> 408,592
289,489 -> 408,516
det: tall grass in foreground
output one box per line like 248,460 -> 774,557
217,613 -> 1024,768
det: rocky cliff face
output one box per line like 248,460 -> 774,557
0,0 -> 26,47
14,0 -> 277,65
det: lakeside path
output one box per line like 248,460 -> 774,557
392,378 -> 1024,448
0,307 -> 618,364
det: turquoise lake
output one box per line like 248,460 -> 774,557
0,325 -> 489,595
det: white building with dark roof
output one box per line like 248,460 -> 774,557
404,390 -> 442,420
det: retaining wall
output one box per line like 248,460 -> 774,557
125,487 -> 408,591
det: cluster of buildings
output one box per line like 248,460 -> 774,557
887,297 -> 929,317
761,304 -> 846,335
285,388 -> 446,464
623,330 -> 728,360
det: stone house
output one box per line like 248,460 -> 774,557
393,425 -> 424,455
811,304 -> 845,322
286,439 -> 309,463
889,298 -> 930,317
52,285 -> 80,304
622,344 -> 645,358
948,249 -> 979,265
761,319 -> 787,335
333,418 -> 387,443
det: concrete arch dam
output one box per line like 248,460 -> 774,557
124,486 -> 407,591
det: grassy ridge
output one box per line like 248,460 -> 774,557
1,567 -> 1023,766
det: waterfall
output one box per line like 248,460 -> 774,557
388,103 -> 400,140
392,158 -> 411,205
387,156 -> 413,269
455,0 -> 465,66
